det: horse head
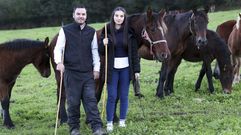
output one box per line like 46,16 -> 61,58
141,7 -> 170,62
33,37 -> 51,78
190,8 -> 209,48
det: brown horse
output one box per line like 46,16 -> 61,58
49,8 -> 169,124
185,30 -> 233,94
229,13 -> 241,84
213,20 -> 236,79
156,9 -> 209,98
0,37 -> 51,128
216,20 -> 236,44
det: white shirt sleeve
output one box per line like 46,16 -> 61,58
91,32 -> 100,72
54,28 -> 66,64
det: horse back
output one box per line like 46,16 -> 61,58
216,20 -> 236,43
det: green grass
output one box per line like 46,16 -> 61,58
0,9 -> 241,135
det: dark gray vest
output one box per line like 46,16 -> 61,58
63,23 -> 95,72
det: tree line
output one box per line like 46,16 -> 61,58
0,0 -> 240,29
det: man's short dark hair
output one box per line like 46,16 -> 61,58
73,4 -> 86,12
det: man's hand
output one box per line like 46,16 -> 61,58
56,63 -> 65,73
93,71 -> 100,80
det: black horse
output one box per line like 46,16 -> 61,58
183,30 -> 233,94
0,38 -> 51,128
156,9 -> 209,98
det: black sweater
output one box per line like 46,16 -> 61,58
99,24 -> 140,82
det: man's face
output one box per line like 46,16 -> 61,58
73,8 -> 87,24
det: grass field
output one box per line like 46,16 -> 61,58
0,9 -> 241,135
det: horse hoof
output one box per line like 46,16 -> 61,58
135,93 -> 144,98
213,73 -> 220,80
223,90 -> 231,94
60,120 -> 67,125
4,123 -> 15,129
210,91 -> 215,94
155,94 -> 164,99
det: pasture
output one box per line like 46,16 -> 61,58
0,9 -> 241,135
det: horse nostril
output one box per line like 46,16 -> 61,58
204,40 -> 208,45
161,53 -> 167,59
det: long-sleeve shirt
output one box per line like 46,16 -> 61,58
54,24 -> 100,72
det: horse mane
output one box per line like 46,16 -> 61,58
0,39 -> 45,50
236,14 -> 240,29
207,29 -> 231,62
128,12 -> 168,34
128,13 -> 144,27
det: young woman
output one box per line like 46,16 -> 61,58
99,7 -> 140,132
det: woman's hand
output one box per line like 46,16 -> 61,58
135,73 -> 140,79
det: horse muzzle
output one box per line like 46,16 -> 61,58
41,69 -> 51,78
196,37 -> 208,48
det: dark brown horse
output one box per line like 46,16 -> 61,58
0,37 -> 51,128
213,19 -> 236,79
184,30 -> 233,94
228,13 -> 241,84
49,8 -> 169,124
156,9 -> 209,98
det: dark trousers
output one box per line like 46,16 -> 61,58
64,70 -> 103,133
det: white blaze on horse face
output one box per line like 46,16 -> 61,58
73,8 -> 87,25
114,10 -> 125,26
158,26 -> 164,37
236,14 -> 240,29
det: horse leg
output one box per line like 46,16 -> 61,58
195,63 -> 206,91
156,61 -> 167,98
132,77 -> 144,98
232,56 -> 239,84
237,58 -> 241,82
59,87 -> 67,124
55,71 -> 67,125
213,61 -> 220,79
205,62 -> 215,93
1,82 -> 15,128
164,57 -> 182,95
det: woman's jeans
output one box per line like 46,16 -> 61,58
106,67 -> 130,122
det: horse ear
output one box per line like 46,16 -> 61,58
44,37 -> 49,48
204,5 -> 210,13
146,6 -> 153,21
159,9 -> 166,18
192,9 -> 197,15
239,13 -> 241,18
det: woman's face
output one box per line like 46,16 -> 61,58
114,10 -> 125,25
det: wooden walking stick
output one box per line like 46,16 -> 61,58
101,23 -> 108,119
54,48 -> 65,135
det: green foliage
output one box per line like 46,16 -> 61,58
0,9 -> 241,135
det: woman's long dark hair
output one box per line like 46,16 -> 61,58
109,7 -> 128,48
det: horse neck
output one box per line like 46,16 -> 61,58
14,47 -> 43,67
177,13 -> 193,40
214,39 -> 231,69
128,14 -> 145,41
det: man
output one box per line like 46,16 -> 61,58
54,4 -> 107,135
